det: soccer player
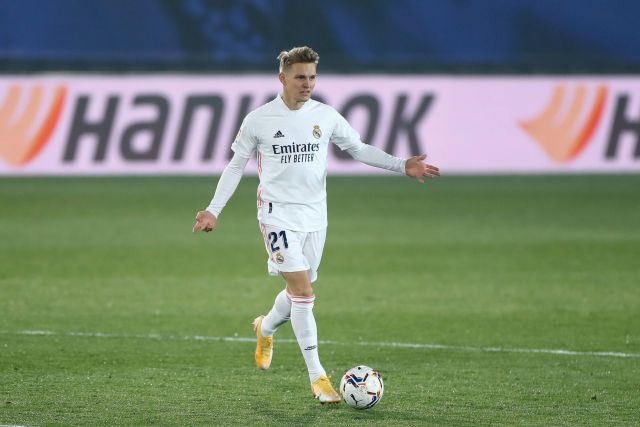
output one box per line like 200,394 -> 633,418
193,46 -> 440,404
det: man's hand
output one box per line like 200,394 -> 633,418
405,154 -> 441,183
193,210 -> 217,233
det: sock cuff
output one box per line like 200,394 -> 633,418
286,292 -> 315,304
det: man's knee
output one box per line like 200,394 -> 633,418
283,270 -> 313,296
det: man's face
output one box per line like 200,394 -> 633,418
280,62 -> 317,103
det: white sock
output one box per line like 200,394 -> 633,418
260,289 -> 291,337
289,293 -> 326,383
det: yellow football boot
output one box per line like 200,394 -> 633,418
311,375 -> 341,404
252,315 -> 273,370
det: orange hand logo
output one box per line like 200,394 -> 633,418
520,85 -> 607,162
0,84 -> 67,166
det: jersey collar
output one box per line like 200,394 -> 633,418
276,93 -> 311,113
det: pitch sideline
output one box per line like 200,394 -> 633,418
3,329 -> 639,359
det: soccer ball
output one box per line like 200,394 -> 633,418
339,365 -> 384,409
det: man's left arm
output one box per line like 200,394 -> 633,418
346,143 -> 440,183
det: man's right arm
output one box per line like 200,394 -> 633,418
193,153 -> 250,233
206,153 -> 250,217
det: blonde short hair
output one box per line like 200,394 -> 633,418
277,46 -> 320,72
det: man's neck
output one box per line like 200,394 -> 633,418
281,94 -> 306,110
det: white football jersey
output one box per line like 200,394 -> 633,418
230,95 -> 404,231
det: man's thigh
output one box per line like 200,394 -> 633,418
259,223 -> 309,273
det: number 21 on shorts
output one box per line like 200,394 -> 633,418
268,231 -> 289,252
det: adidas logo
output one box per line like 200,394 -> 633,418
273,130 -> 285,138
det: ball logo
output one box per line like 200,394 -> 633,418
0,84 -> 67,167
519,85 -> 607,162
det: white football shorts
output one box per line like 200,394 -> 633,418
258,222 -> 326,283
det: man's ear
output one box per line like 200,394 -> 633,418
278,72 -> 285,85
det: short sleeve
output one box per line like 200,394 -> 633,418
329,110 -> 365,152
231,116 -> 257,158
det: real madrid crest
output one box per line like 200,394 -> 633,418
312,125 -> 322,139
275,252 -> 285,264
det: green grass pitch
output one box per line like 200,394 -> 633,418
1,175 -> 639,426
